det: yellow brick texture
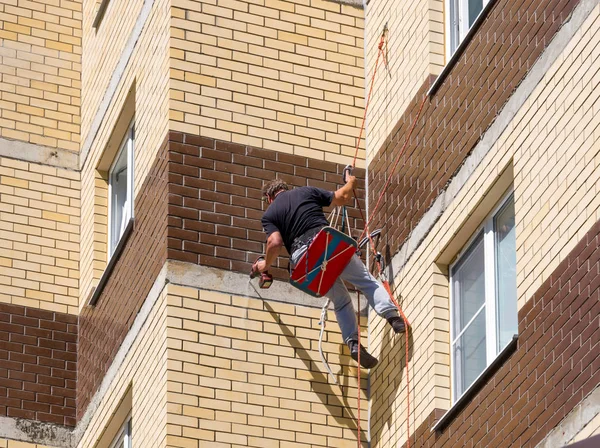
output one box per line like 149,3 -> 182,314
0,156 -> 80,314
367,8 -> 600,446
0,0 -> 81,150
365,0 -> 444,160
0,441 -> 52,448
76,286 -> 168,447
169,0 -> 366,166
166,285 -> 370,447
78,0 -> 170,309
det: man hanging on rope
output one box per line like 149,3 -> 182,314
255,176 -> 406,369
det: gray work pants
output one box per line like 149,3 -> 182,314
291,247 -> 399,343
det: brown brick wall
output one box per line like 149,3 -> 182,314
77,139 -> 169,420
167,131 -> 366,280
399,219 -> 600,448
368,0 -> 580,259
0,303 -> 77,426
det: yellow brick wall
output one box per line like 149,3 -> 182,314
169,0 -> 366,166
76,286 -> 168,448
0,441 -> 52,448
0,0 -> 81,151
166,284 -> 370,447
80,0 -> 142,141
0,156 -> 80,314
78,0 -> 170,307
364,0 -> 444,160
368,6 -> 600,446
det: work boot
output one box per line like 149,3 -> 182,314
387,316 -> 406,334
348,339 -> 378,369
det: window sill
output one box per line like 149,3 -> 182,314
88,218 -> 134,306
432,334 -> 518,433
427,0 -> 500,97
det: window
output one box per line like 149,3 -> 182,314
108,124 -> 134,257
450,191 -> 516,402
109,417 -> 131,448
447,0 -> 490,55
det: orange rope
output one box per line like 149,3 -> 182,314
352,28 -> 387,164
357,294 -> 361,447
349,23 -> 431,448
353,28 -> 387,448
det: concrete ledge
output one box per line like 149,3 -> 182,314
166,260 -> 369,313
0,138 -> 78,170
0,416 -> 72,447
537,385 -> 600,448
328,0 -> 363,7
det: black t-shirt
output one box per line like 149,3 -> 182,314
262,186 -> 334,254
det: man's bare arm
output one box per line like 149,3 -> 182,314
331,174 -> 356,206
257,231 -> 284,272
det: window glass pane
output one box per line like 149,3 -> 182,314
468,0 -> 483,27
452,233 -> 485,340
450,0 -> 460,54
453,309 -> 487,396
110,144 -> 129,255
495,195 -> 517,351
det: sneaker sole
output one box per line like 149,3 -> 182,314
351,350 -> 378,369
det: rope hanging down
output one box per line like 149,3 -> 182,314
349,23 -> 430,448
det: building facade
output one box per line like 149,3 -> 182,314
0,0 -> 597,447
365,0 -> 600,446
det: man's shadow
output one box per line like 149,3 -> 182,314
263,301 -> 371,446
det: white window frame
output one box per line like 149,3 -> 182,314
108,123 -> 135,258
108,416 -> 131,448
445,0 -> 491,59
449,189 -> 516,404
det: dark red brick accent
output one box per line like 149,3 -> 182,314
375,219 -> 600,448
0,303 -> 77,426
368,0 -> 581,259
167,131 -> 366,280
77,138 -> 169,421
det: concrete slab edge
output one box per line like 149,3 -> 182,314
0,138 -> 79,170
388,0 -> 599,281
0,416 -> 72,446
537,385 -> 600,448
166,260 -> 368,313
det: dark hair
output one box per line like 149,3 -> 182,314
262,179 -> 289,198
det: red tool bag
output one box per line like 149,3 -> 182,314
290,226 -> 358,297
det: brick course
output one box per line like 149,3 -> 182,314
167,131 -> 366,279
0,157 -> 80,314
396,218 -> 600,448
0,0 -> 81,151
368,0 -> 580,260
0,303 -> 77,426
